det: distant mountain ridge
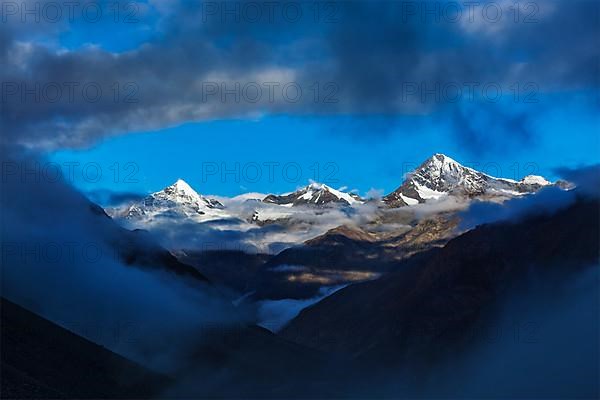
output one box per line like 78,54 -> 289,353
263,182 -> 363,207
109,154 -> 560,223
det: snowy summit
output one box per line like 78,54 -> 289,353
383,153 -> 553,207
262,182 -> 363,207
119,179 -> 225,220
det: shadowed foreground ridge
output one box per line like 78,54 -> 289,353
282,197 -> 600,364
0,298 -> 169,399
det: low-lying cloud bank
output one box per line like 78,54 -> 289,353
257,284 -> 347,332
460,164 -> 600,229
0,148 -> 251,373
116,197 -> 384,254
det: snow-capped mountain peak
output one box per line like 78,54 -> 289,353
153,178 -> 223,209
307,181 -> 325,190
167,178 -> 201,199
384,153 -> 553,207
118,179 -> 225,220
263,181 -> 363,207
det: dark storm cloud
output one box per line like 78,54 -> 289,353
1,0 -> 598,150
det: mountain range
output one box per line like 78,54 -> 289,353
112,154 -> 560,224
103,153 -> 570,307
5,179 -> 597,398
263,182 -> 364,207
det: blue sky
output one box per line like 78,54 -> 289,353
51,99 -> 599,198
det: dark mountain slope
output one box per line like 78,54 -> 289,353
0,298 -> 364,398
248,215 -> 457,300
90,203 -> 209,283
0,297 -> 169,399
281,197 -> 600,365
